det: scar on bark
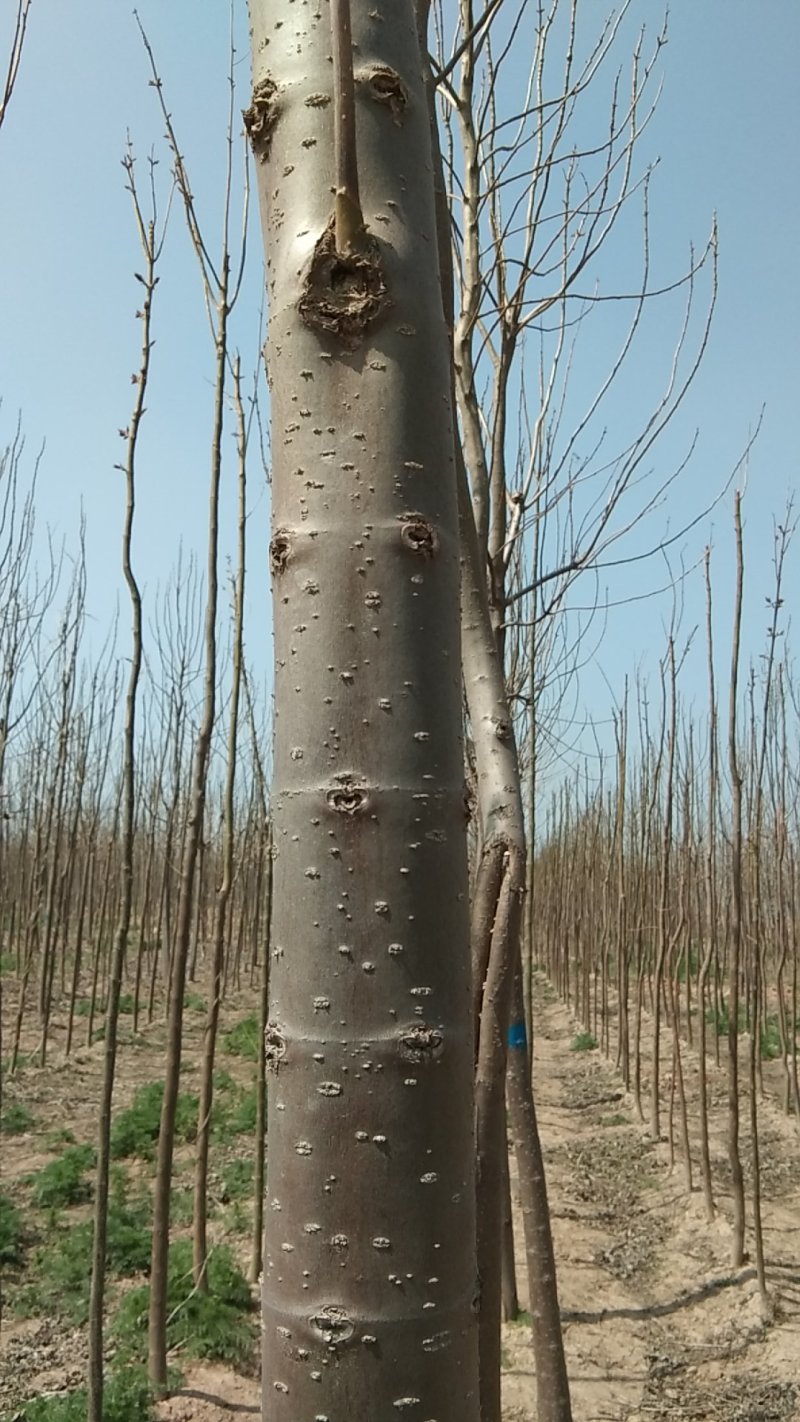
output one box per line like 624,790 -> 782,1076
264,1023 -> 286,1070
299,220 -> 388,350
270,530 -> 292,574
327,774 -> 369,815
399,513 -> 439,556
358,65 -> 409,123
243,76 -> 278,162
309,1305 -> 355,1346
399,1023 -> 444,1063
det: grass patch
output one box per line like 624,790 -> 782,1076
110,1081 -> 198,1160
229,1087 -> 257,1135
225,1199 -> 252,1234
212,1085 -> 258,1144
184,991 -> 206,1012
44,1127 -> 76,1150
706,1003 -> 786,1059
29,1144 -> 95,1209
15,1364 -> 156,1421
11,1188 -> 152,1325
760,1014 -> 783,1060
113,1238 -> 255,1369
221,1014 -> 260,1062
0,1190 -> 23,1266
675,946 -> 700,983
0,951 -> 17,975
508,1307 -> 533,1327
1,1099 -> 34,1134
1,1051 -> 37,1073
73,997 -> 103,1017
599,1112 -> 629,1127
570,1031 -> 598,1052
220,1157 -> 255,1201
172,1187 -> 196,1226
213,1067 -> 237,1093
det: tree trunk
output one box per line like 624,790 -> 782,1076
246,2 -> 480,1417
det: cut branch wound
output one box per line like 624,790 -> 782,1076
265,1023 -> 287,1070
327,776 -> 369,815
309,1305 -> 355,1347
243,77 -> 278,163
270,530 -> 292,575
400,1024 -> 444,1062
400,514 -> 439,557
299,221 -> 388,350
359,65 -> 409,123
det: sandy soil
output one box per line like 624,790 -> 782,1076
501,980 -> 800,1422
1,971 -> 798,1421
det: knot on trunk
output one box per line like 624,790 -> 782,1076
399,514 -> 439,557
326,774 -> 369,816
299,222 -> 388,350
399,1023 -> 444,1063
243,77 -> 278,162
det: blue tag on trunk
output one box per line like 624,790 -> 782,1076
507,1019 -> 527,1050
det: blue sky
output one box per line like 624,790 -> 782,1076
1,1 -> 797,780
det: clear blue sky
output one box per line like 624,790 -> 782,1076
1,1 -> 798,780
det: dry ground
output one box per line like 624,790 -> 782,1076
1,969 -> 798,1421
502,978 -> 800,1422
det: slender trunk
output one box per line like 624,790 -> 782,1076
506,963 -> 571,1417
193,357 -> 248,1289
250,824 -> 272,1284
500,1143 -> 519,1322
727,492 -> 746,1267
88,161 -> 152,1422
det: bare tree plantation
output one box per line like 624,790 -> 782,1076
0,3 -> 798,1422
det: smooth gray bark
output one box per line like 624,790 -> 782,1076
247,3 -> 480,1418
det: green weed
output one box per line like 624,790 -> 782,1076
184,992 -> 206,1012
221,1014 -> 260,1062
1,1100 -> 34,1134
221,1157 -> 255,1201
675,946 -> 700,983
0,951 -> 17,975
599,1113 -> 629,1127
15,1364 -> 156,1421
171,1188 -> 196,1226
29,1144 -> 95,1209
569,1031 -> 598,1052
110,1081 -> 198,1160
760,1014 -> 783,1061
1,1051 -> 37,1073
11,1193 -> 152,1325
706,1004 -> 785,1059
113,1238 -> 255,1369
73,997 -> 103,1017
0,1190 -> 23,1266
44,1127 -> 76,1150
211,1084 -> 258,1144
226,1199 -> 251,1234
229,1087 -> 257,1135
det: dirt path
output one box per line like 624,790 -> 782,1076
502,980 -> 800,1421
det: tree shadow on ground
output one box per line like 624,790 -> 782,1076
561,1266 -> 758,1324
168,1390 -> 258,1415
